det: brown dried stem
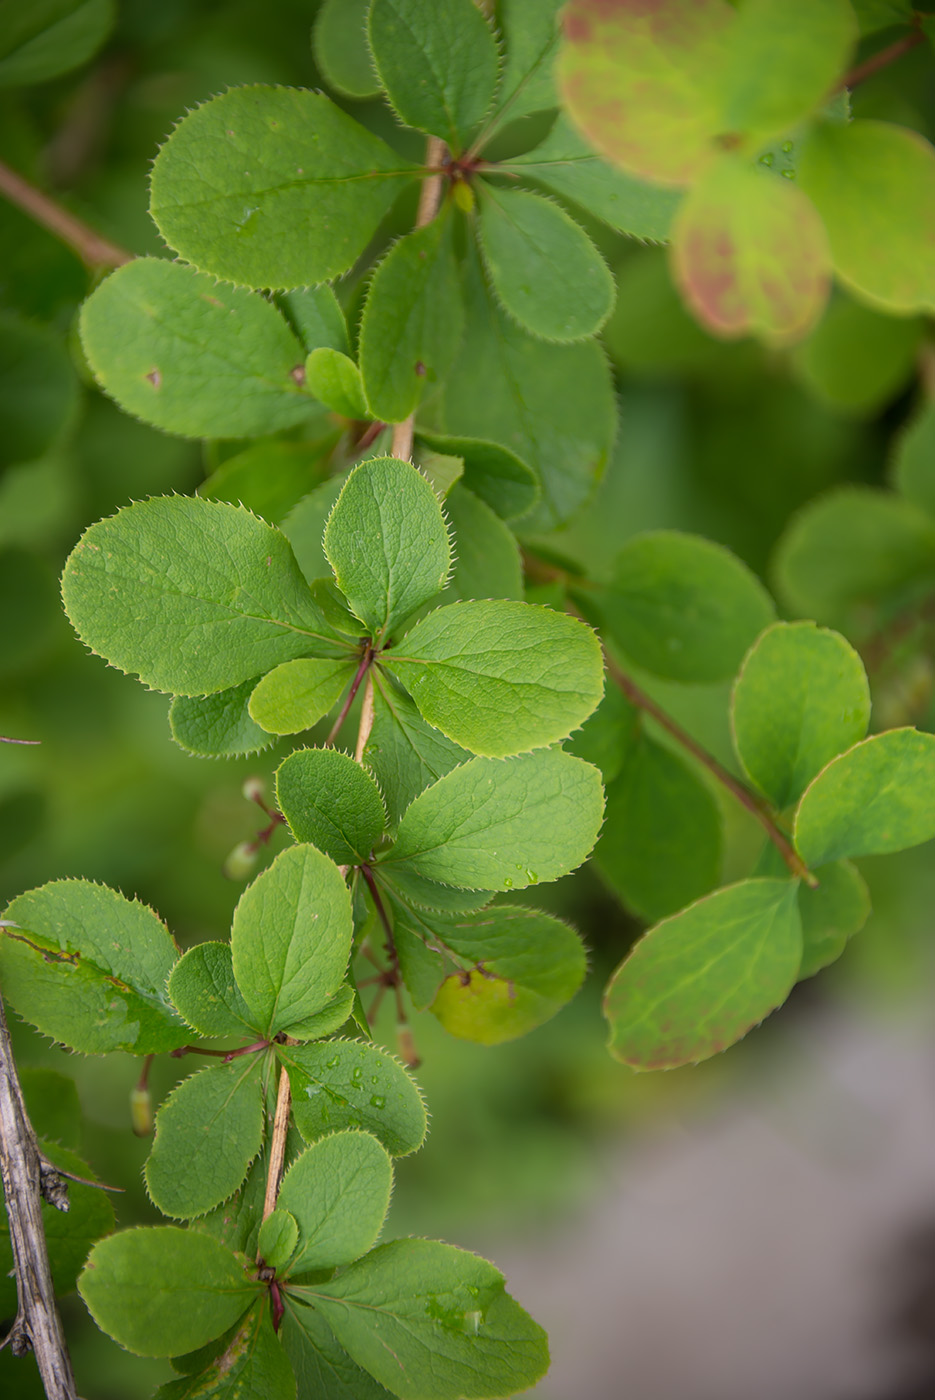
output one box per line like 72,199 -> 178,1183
0,157 -> 131,271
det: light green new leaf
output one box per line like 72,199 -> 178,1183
558,0 -> 733,186
283,1306 -> 395,1400
384,750 -> 604,891
0,0 -> 114,88
585,530 -> 775,683
732,621 -> 870,809
280,1039 -> 427,1156
368,0 -> 499,151
0,311 -> 78,470
145,1058 -> 265,1220
154,1303 -> 296,1400
799,859 -> 869,979
414,431 -> 539,522
441,484 -> 523,604
493,0 -> 563,123
62,496 -> 353,696
168,942 -> 256,1039
389,599 -> 603,757
313,0 -> 381,98
431,907 -> 587,1044
231,845 -> 353,1037
594,734 -> 722,923
365,674 -> 471,829
149,86 -> 419,290
440,250 -> 616,530
604,878 -> 803,1069
278,1131 -> 392,1273
79,260 -> 314,440
506,113 -> 681,243
359,216 -> 464,423
305,348 -> 368,420
774,487 -> 935,627
170,684 -> 274,758
258,1211 -> 298,1270
671,158 -> 831,344
0,879 -> 187,1055
324,457 -> 451,637
199,438 -> 336,527
791,293 -> 922,416
799,120 -> 935,314
276,748 -> 386,864
278,285 -> 349,356
298,1239 -> 549,1400
79,1227 -> 258,1357
248,657 -> 356,736
721,0 -> 856,138
477,183 -> 614,343
893,403 -> 935,520
795,729 -> 935,867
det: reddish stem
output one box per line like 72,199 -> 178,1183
842,25 -> 925,89
324,645 -> 373,748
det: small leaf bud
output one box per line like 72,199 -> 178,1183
224,840 -> 257,881
130,1086 -> 153,1138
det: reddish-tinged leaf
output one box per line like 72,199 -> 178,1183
671,157 -> 831,344
558,0 -> 733,187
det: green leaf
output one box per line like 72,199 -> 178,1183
798,859 -> 869,979
430,906 -> 587,1044
378,865 -> 491,914
565,684 -> 640,785
231,845 -> 353,1037
365,674 -> 471,829
441,485 -> 523,604
278,285 -> 349,356
383,749 -> 605,891
731,621 -> 870,810
169,942 -> 256,1039
278,1131 -> 392,1273
794,728 -> 935,867
154,1303 -> 296,1400
367,0 -> 499,151
145,1058 -> 265,1220
78,1227 -> 258,1357
594,733 -> 722,923
200,440 -> 335,525
791,293 -> 922,416
0,879 -> 187,1055
359,215 -> 464,423
477,183 -> 614,343
0,0 -> 114,88
720,0 -> 855,138
852,0 -> 914,34
580,530 -> 775,683
248,657 -> 357,736
305,348 -> 368,420
440,250 -> 616,530
280,1038 -> 426,1156
671,158 -> 831,345
283,1306 -> 395,1400
284,984 -> 356,1043
18,1068 -> 81,1149
604,878 -> 803,1069
149,86 -> 419,290
774,487 -> 935,628
799,119 -> 935,314
388,599 -> 603,757
493,0 -> 562,123
282,476 -> 347,585
892,403 -> 935,520
79,260 -> 314,440
313,0 -> 381,99
506,112 -> 681,243
276,748 -> 386,865
258,1211 -> 299,1270
297,1239 -> 549,1400
324,457 -> 451,637
170,684 -> 275,759
382,897 -> 448,1009
0,310 -> 78,470
62,496 -> 353,697
0,1141 -> 115,1318
414,431 -> 539,522
558,0 -> 733,186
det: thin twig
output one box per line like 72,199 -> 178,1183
0,157 -> 131,270
390,135 -> 447,461
0,736 -> 40,746
354,675 -> 376,763
841,22 -> 924,89
324,645 -> 373,748
259,1065 -> 292,1229
604,653 -> 818,887
0,995 -> 78,1396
